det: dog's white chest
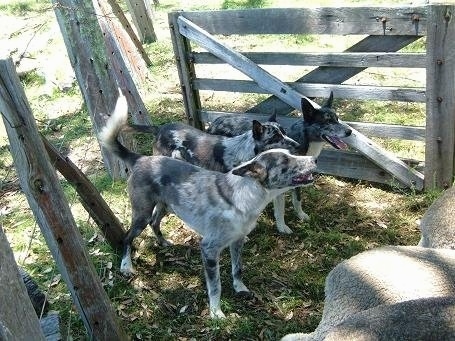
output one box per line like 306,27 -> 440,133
306,142 -> 324,157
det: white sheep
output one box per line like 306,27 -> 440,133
281,185 -> 455,341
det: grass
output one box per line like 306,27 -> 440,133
0,0 -> 442,340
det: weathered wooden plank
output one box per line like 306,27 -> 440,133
42,135 -> 125,251
180,6 -> 427,36
193,51 -> 426,68
194,79 -> 426,103
248,35 -> 423,114
0,226 -> 46,341
424,4 -> 455,190
201,111 -> 426,141
107,0 -> 152,65
124,0 -> 157,43
53,0 -> 150,179
0,58 -> 128,340
169,12 -> 203,129
317,149 -> 404,185
178,15 -> 424,190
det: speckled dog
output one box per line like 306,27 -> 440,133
99,94 -> 317,318
207,92 -> 352,233
126,113 -> 300,173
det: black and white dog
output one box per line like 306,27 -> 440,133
207,92 -> 352,233
125,114 -> 300,173
99,94 -> 317,318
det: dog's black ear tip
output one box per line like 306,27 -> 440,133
268,112 -> 277,122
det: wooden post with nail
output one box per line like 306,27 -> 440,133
425,3 -> 455,189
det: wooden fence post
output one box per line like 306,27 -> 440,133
52,0 -> 150,179
0,225 -> 46,340
169,12 -> 203,129
124,0 -> 157,43
425,3 -> 455,190
0,57 -> 128,340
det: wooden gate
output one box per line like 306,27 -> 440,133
168,4 -> 455,191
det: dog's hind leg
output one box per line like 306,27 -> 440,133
230,237 -> 250,294
121,213 -> 152,276
200,238 -> 225,319
150,203 -> 172,246
291,189 -> 309,222
273,194 -> 293,234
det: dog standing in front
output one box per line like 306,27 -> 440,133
207,92 -> 352,233
99,93 -> 317,318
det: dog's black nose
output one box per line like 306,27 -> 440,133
346,129 -> 352,136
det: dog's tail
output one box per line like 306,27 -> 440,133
98,93 -> 140,168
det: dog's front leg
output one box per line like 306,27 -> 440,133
291,188 -> 310,222
200,238 -> 225,319
230,237 -> 250,294
273,194 -> 293,234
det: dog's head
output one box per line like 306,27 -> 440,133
232,149 -> 316,190
251,119 -> 301,154
301,92 -> 352,149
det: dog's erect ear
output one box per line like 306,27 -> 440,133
267,112 -> 277,122
324,91 -> 334,108
232,161 -> 267,182
301,97 -> 316,122
252,120 -> 264,140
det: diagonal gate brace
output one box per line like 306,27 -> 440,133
177,15 -> 424,190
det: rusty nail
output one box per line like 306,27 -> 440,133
436,137 -> 443,142
437,97 -> 443,102
411,14 -> 420,22
381,16 -> 387,23
437,59 -> 443,65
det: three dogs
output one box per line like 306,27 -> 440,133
208,92 -> 352,233
99,93 -> 317,318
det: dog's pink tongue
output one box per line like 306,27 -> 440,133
325,136 -> 348,150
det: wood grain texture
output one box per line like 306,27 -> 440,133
424,4 -> 455,189
180,7 -> 427,35
193,51 -> 426,68
0,58 -> 128,340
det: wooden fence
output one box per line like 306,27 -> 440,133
168,4 -> 455,191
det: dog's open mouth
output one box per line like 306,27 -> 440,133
323,135 -> 348,150
292,173 -> 314,186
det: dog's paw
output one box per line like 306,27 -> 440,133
299,212 -> 310,221
233,280 -> 250,293
210,308 -> 226,319
297,211 -> 310,221
277,224 -> 294,234
120,259 -> 135,277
